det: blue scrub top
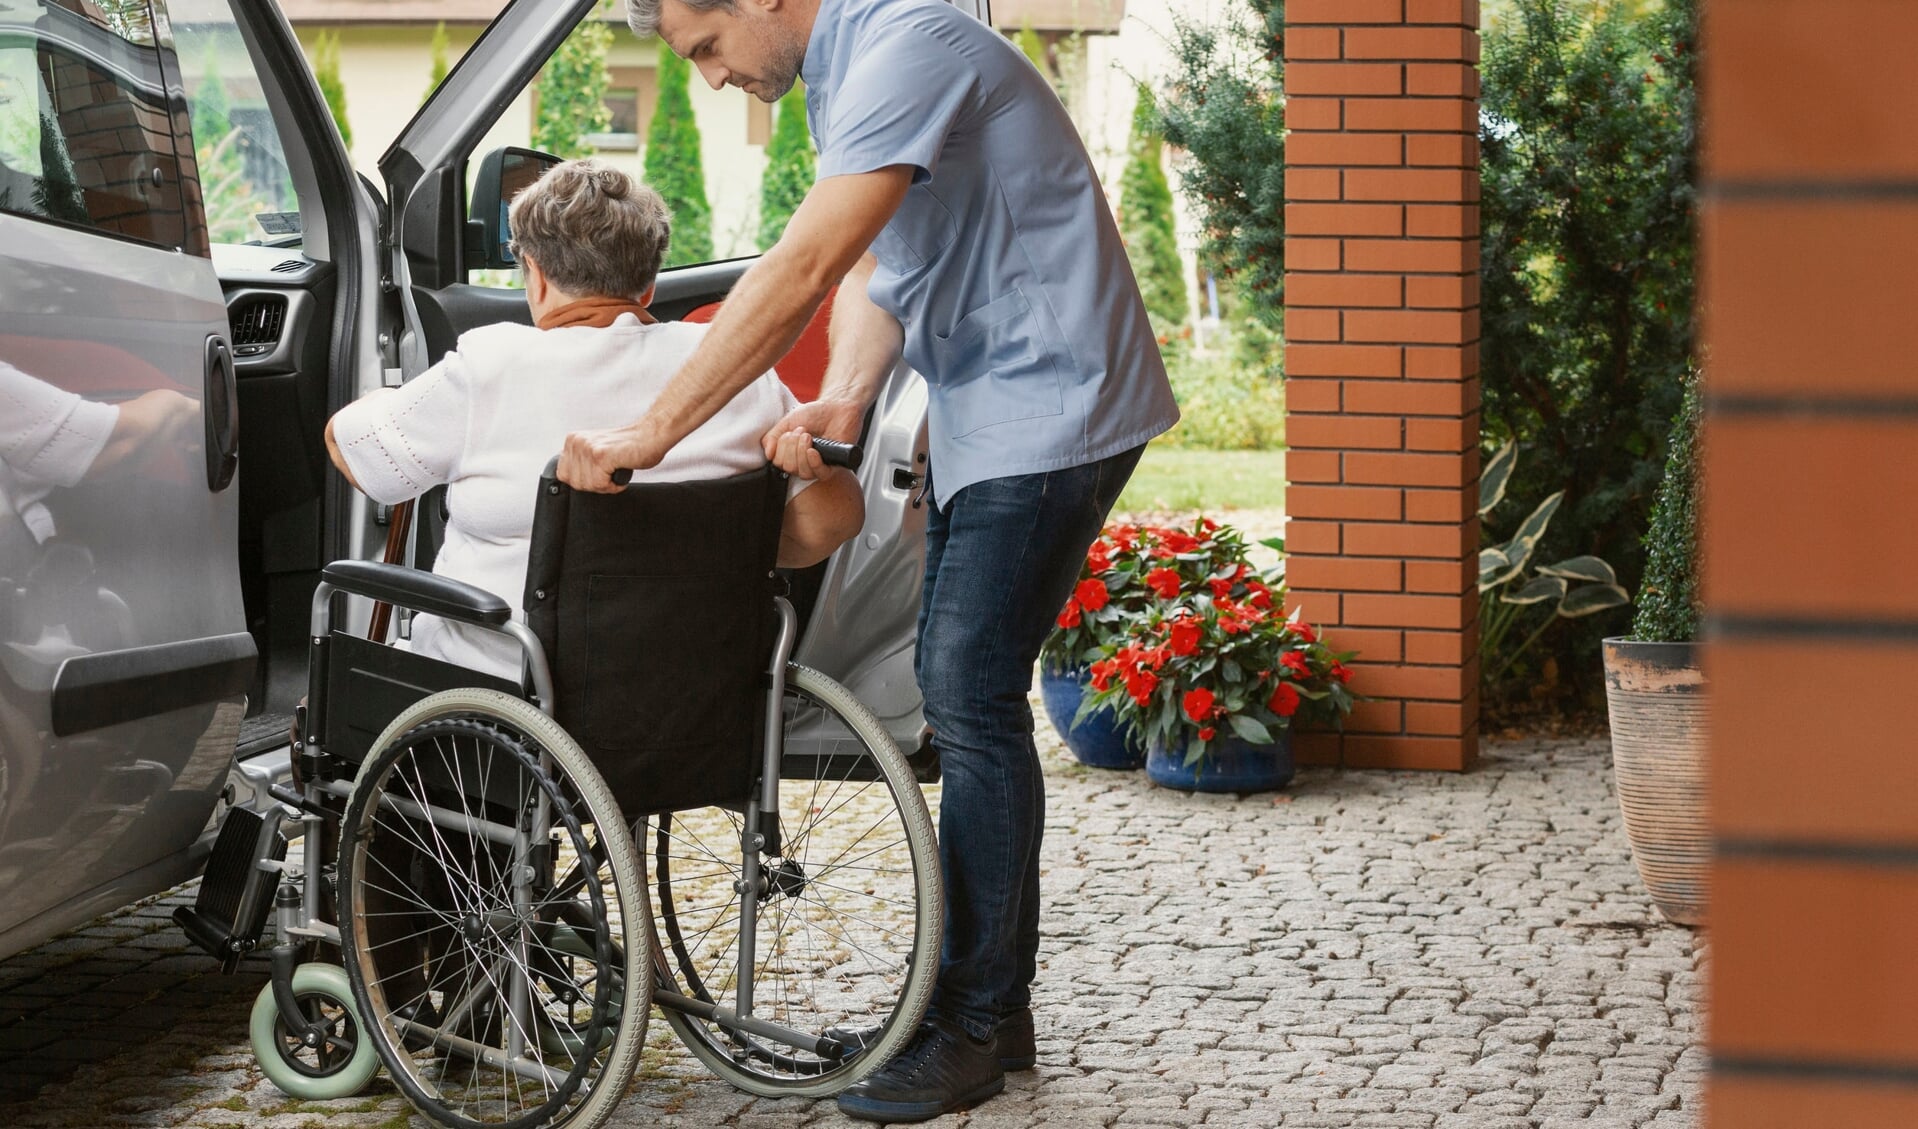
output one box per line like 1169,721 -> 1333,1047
802,0 -> 1179,507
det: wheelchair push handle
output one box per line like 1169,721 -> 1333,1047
609,437 -> 862,486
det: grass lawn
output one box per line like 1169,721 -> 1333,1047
1115,447 -> 1287,514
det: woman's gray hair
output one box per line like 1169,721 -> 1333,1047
508,159 -> 671,300
626,0 -> 738,39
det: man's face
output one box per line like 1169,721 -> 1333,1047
656,0 -> 806,103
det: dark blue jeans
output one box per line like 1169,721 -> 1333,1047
915,445 -> 1144,1040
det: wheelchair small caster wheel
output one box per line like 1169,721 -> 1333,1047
249,962 -> 379,1099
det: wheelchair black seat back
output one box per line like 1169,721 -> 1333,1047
524,462 -> 788,817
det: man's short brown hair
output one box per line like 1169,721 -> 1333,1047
507,158 -> 671,299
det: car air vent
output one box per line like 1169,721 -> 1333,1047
271,259 -> 303,274
229,295 -> 287,356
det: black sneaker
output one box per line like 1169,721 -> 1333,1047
835,1017 -> 1005,1124
826,1007 -> 1036,1071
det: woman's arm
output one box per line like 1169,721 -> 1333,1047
776,468 -> 866,569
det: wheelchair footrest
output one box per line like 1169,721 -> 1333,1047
177,804 -> 287,972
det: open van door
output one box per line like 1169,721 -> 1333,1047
0,0 -> 386,960
382,0 -> 933,752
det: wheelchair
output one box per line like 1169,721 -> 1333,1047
176,455 -> 943,1128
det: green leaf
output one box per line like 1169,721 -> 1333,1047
1559,583 -> 1632,618
1477,547 -> 1511,592
1184,733 -> 1207,766
1221,659 -> 1244,683
1259,536 -> 1286,554
1538,555 -> 1618,584
1509,490 -> 1563,547
1504,574 -> 1567,606
1481,540 -> 1531,589
1478,440 -> 1516,516
1228,714 -> 1272,744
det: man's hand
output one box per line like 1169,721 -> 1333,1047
558,422 -> 669,493
762,399 -> 864,478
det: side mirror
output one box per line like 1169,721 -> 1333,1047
468,146 -> 563,270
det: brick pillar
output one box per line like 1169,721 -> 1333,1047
1281,0 -> 1481,770
1705,2 -> 1918,1125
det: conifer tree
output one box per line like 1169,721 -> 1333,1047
532,19 -> 612,158
312,31 -> 352,150
757,83 -> 813,250
646,49 -> 712,265
424,22 -> 450,104
1118,84 -> 1187,335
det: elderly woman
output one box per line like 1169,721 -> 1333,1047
325,159 -> 862,679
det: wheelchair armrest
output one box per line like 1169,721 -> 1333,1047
321,560 -> 512,628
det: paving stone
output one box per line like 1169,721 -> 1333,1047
0,727 -> 1700,1128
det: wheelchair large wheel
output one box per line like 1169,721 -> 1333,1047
649,664 -> 941,1097
337,689 -> 649,1129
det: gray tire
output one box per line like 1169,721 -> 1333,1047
250,962 -> 380,1100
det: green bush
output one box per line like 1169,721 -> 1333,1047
1157,0 -> 1284,335
1630,368 -> 1702,643
1156,346 -> 1284,451
424,22 -> 450,104
647,49 -> 712,266
312,31 -> 352,150
532,19 -> 612,159
757,83 -> 814,250
1119,86 -> 1188,336
1479,0 -> 1697,695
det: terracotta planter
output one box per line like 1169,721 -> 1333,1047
1602,637 -> 1709,926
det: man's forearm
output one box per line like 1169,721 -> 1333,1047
640,242 -> 836,449
818,256 -> 904,412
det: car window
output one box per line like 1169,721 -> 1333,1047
0,0 -> 190,250
468,15 -> 798,285
165,0 -> 300,248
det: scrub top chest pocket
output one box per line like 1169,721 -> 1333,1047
931,287 -> 1065,439
869,183 -> 957,272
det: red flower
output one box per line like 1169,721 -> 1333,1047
1267,682 -> 1301,717
1087,545 -> 1112,573
1200,518 -> 1218,533
1247,582 -> 1273,610
1125,668 -> 1159,705
1160,529 -> 1198,554
1075,578 -> 1110,612
1280,652 -> 1311,679
1209,578 -> 1233,599
1198,726 -> 1216,741
1111,526 -> 1138,551
1090,659 -> 1118,692
1291,622 -> 1317,644
1145,568 -> 1182,599
1332,662 -> 1352,683
1056,599 -> 1081,629
1169,617 -> 1202,657
1182,687 -> 1216,722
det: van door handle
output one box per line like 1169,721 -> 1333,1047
204,335 -> 238,492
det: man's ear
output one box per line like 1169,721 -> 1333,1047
742,0 -> 782,14
638,284 -> 657,307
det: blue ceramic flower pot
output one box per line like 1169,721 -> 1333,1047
1039,666 -> 1144,770
1146,730 -> 1295,793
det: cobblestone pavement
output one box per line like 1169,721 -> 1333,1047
0,719 -> 1704,1128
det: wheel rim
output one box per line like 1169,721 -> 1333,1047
652,679 -> 932,1086
273,990 -> 362,1078
342,716 -> 629,1128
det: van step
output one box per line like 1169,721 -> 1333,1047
236,712 -> 295,758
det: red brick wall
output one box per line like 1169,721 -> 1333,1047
1282,0 -> 1481,771
1703,1 -> 1918,1122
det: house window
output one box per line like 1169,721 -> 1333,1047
589,65 -> 656,151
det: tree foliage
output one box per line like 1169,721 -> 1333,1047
1118,85 -> 1188,335
758,83 -> 814,250
191,49 -> 262,243
1630,367 -> 1701,643
532,19 -> 612,159
1479,0 -> 1697,690
646,49 -> 712,266
1157,0 -> 1284,336
424,21 -> 451,105
312,30 -> 351,150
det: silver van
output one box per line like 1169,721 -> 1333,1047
0,0 -> 939,964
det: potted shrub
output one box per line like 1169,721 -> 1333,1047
1077,555 -> 1356,793
1603,370 -> 1706,925
1040,520 -> 1259,769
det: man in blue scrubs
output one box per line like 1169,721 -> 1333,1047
560,0 -> 1178,1119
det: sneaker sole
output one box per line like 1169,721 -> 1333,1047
1000,1052 -> 1036,1071
836,1074 -> 1007,1123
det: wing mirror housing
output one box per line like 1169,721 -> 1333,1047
467,146 -> 564,270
